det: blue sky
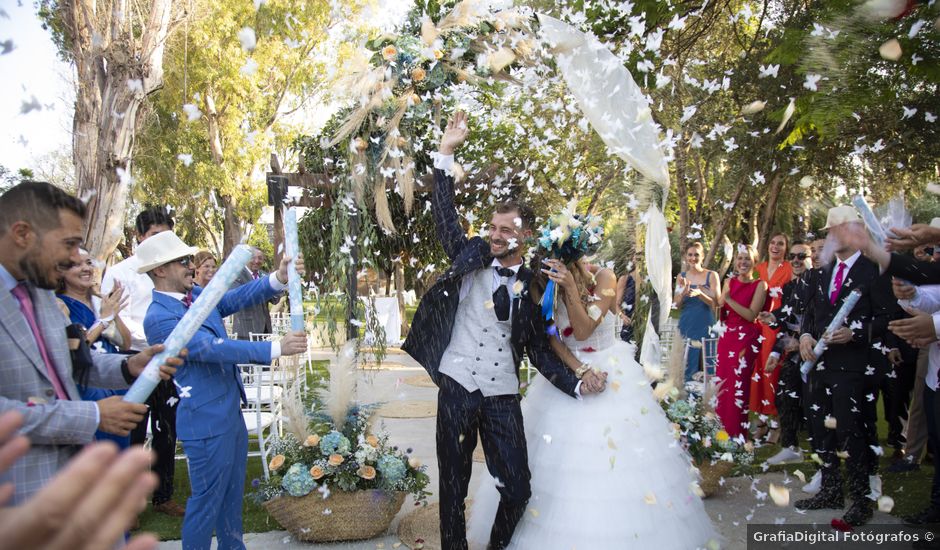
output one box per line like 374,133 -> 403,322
0,1 -> 73,172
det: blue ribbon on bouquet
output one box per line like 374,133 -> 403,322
541,279 -> 558,338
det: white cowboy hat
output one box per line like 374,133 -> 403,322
930,217 -> 940,229
135,231 -> 200,274
822,205 -> 862,230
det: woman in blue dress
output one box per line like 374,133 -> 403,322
674,242 -> 719,381
57,249 -> 133,448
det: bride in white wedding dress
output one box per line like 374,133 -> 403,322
467,232 -> 719,549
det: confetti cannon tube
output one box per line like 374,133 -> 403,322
283,207 -> 305,332
852,195 -> 888,247
800,288 -> 862,382
123,244 -> 253,403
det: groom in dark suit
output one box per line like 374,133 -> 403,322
795,206 -> 890,527
403,112 -> 606,550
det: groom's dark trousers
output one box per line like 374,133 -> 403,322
437,374 -> 530,549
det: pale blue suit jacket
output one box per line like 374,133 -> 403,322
143,278 -> 281,441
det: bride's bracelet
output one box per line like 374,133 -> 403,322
574,363 -> 591,379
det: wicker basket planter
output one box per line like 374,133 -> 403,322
264,489 -> 406,542
695,459 -> 735,497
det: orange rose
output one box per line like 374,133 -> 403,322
381,45 -> 397,61
358,465 -> 377,480
411,67 -> 426,82
365,434 -> 380,448
309,465 -> 325,480
304,434 -> 320,447
269,454 -> 286,472
328,453 -> 344,467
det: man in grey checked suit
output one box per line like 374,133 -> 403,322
0,181 -> 181,504
231,247 -> 275,339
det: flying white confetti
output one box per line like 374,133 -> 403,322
238,27 -> 257,52
183,103 -> 202,121
240,58 -> 259,76
758,64 -> 779,79
776,98 -> 796,134
20,95 -> 42,114
799,176 -> 815,189
902,106 -> 917,119
803,73 -> 822,91
178,153 -> 194,166
0,39 -> 14,55
741,100 -> 766,115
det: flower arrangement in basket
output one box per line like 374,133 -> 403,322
254,342 -> 430,542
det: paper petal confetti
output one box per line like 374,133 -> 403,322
877,495 -> 894,513
769,483 -> 789,507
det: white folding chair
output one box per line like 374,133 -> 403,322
701,337 -> 719,384
240,362 -> 282,479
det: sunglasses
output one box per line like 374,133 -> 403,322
787,253 -> 809,261
175,256 -> 194,267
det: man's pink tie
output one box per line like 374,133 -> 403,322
11,283 -> 69,400
830,262 -> 847,306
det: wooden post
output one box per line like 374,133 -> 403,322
270,154 -> 286,266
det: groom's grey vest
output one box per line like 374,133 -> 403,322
439,268 -> 517,396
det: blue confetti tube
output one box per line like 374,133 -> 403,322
800,289 -> 862,382
123,244 -> 253,403
852,195 -> 888,247
283,208 -> 305,332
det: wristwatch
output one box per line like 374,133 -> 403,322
575,364 -> 591,379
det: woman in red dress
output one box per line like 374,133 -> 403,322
749,233 -> 793,440
715,245 -> 767,440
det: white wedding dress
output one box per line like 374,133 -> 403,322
467,302 -> 719,549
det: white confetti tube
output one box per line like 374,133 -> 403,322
800,289 -> 863,382
852,195 -> 888,247
123,244 -> 253,403
283,208 -> 305,332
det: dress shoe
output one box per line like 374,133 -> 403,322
842,499 -> 873,527
795,492 -> 844,511
766,446 -> 803,465
905,505 -> 940,526
153,500 -> 186,517
802,471 -> 822,494
887,456 -> 921,474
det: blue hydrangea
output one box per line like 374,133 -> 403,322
377,455 -> 406,484
281,463 -> 316,497
319,431 -> 351,456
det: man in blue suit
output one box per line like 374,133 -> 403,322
139,231 -> 307,550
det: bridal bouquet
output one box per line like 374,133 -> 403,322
663,395 -> 753,468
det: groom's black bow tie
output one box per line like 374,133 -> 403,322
493,267 -> 515,321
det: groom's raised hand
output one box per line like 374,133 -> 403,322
439,111 -> 469,155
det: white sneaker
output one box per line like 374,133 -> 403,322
802,470 -> 822,494
766,446 -> 804,465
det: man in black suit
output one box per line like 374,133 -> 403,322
795,206 -> 889,526
402,112 -> 606,550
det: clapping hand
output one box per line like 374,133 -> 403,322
889,313 -> 938,348
99,281 -> 129,319
439,111 -> 469,155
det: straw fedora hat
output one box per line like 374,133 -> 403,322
822,205 -> 862,230
135,231 -> 200,274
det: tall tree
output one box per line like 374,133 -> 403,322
134,0 -> 368,256
39,0 -> 177,260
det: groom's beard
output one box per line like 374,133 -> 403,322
489,238 -> 513,259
